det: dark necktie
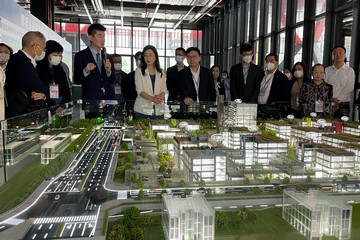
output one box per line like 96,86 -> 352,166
96,53 -> 102,73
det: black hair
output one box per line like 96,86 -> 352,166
331,45 -> 346,53
239,43 -> 253,54
175,47 -> 186,55
112,53 -> 121,58
45,40 -> 63,58
87,23 -> 106,36
210,65 -> 221,81
0,43 -> 13,56
312,63 -> 325,72
265,53 -> 279,62
134,51 -> 142,60
140,45 -> 162,77
291,62 -> 309,80
185,47 -> 201,56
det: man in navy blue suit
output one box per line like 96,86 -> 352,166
178,47 -> 216,105
5,31 -> 47,118
73,23 -> 115,100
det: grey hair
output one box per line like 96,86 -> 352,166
22,31 -> 46,48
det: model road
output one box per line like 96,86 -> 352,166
0,128 -> 119,239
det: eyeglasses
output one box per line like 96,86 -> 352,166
187,55 -> 199,60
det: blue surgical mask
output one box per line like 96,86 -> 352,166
175,55 -> 184,64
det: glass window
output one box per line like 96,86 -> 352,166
79,24 -> 89,51
293,26 -> 304,65
133,27 -> 148,53
264,37 -> 271,55
104,25 -> 114,54
253,40 -> 259,65
183,30 -> 201,51
278,31 -> 286,70
312,17 -> 326,65
344,36 -> 351,65
58,22 -> 81,52
316,0 -> 327,15
246,1 -> 250,41
266,0 -> 273,33
256,0 -> 261,37
296,0 -> 305,23
115,26 -> 132,55
150,28 -> 165,56
280,0 -> 287,29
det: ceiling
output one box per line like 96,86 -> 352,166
18,0 -> 225,29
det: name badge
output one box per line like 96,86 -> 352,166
115,85 -> 122,95
49,84 -> 59,99
259,87 -> 266,97
315,100 -> 324,112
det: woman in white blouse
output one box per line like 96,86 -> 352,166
134,45 -> 167,119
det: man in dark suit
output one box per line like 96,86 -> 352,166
166,47 -> 186,102
122,51 -> 141,103
258,53 -> 290,104
111,53 -> 128,101
5,31 -> 47,118
73,23 -> 115,100
178,47 -> 216,105
230,43 -> 264,103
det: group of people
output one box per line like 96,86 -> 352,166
0,22 -> 355,121
285,46 -> 355,119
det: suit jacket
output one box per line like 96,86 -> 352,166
178,66 -> 216,102
73,47 -> 115,100
134,68 -> 167,116
5,50 -> 47,118
166,64 -> 186,101
230,63 -> 264,103
267,69 -> 290,103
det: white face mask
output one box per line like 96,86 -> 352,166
136,60 -> 141,68
266,62 -> 276,71
49,56 -> 62,66
212,72 -> 220,79
114,63 -> 122,71
175,55 -> 184,64
222,74 -> 227,79
294,70 -> 304,78
34,45 -> 46,61
0,53 -> 10,64
242,55 -> 253,63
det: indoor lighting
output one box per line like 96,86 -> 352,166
174,0 -> 200,29
149,1 -> 161,28
82,0 -> 93,24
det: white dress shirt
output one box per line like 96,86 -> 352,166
258,70 -> 275,104
325,63 -> 355,102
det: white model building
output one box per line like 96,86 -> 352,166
342,123 -> 360,136
322,133 -> 360,148
251,134 -> 287,165
265,121 -> 292,139
3,134 -> 40,165
181,147 -> 226,182
162,192 -> 215,240
283,190 -> 352,240
225,102 -> 257,128
173,135 -> 209,170
315,144 -> 355,178
41,133 -> 71,164
291,127 -> 326,143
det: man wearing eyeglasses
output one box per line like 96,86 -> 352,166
5,31 -> 47,118
178,47 -> 216,105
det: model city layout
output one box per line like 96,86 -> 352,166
0,102 -> 359,240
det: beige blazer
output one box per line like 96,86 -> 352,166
134,67 -> 167,116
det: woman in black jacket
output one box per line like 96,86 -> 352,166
36,40 -> 71,106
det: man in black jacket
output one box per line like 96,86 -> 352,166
5,31 -> 47,118
166,47 -> 186,102
230,43 -> 264,103
178,47 -> 216,105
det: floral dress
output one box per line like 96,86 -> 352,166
299,80 -> 333,118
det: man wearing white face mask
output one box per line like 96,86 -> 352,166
230,43 -> 264,103
258,53 -> 289,109
36,40 -> 71,106
166,47 -> 186,102
5,31 -> 47,118
111,53 -> 128,101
